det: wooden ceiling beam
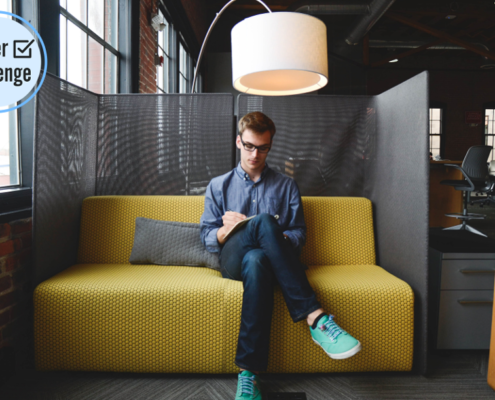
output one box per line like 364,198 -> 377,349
370,39 -> 444,67
387,12 -> 495,61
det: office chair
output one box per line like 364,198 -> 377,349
440,145 -> 492,237
471,160 -> 495,207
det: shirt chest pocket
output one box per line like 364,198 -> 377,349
266,197 -> 286,218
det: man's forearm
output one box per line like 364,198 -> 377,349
217,226 -> 228,245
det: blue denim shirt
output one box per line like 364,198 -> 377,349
200,162 -> 306,253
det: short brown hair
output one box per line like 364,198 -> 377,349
238,112 -> 276,138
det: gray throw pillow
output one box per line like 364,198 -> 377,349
129,218 -> 220,271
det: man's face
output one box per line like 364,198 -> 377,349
236,129 -> 272,176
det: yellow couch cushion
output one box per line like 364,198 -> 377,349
77,196 -> 375,267
34,263 -> 413,373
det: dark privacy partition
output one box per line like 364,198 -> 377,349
33,72 -> 428,373
367,73 -> 429,374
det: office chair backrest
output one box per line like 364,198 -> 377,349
462,145 -> 492,183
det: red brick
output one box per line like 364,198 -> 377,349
12,239 -> 21,252
0,224 -> 11,239
3,256 -> 17,272
0,241 -> 14,257
10,220 -> 32,235
0,276 -> 11,292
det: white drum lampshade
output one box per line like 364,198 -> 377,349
231,12 -> 328,96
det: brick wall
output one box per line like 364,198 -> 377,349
139,0 -> 158,94
367,69 -> 495,160
0,217 -> 33,382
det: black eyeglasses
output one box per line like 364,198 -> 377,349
240,136 -> 271,153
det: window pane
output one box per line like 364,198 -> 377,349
60,15 -> 67,80
431,108 -> 440,120
487,135 -> 493,147
68,0 -> 87,25
88,0 -> 104,38
432,135 -> 440,150
104,49 -> 117,94
431,120 -> 440,134
59,0 -> 66,9
67,21 -> 87,88
0,107 -> 19,187
88,36 -> 103,93
105,0 -> 118,49
156,48 -> 164,93
0,0 -> 12,14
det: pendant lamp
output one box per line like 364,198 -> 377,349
191,1 -> 328,96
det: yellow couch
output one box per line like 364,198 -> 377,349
34,196 -> 414,373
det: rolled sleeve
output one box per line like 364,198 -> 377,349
282,180 -> 306,250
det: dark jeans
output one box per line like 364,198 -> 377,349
219,213 -> 321,371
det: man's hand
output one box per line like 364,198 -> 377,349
217,211 -> 246,245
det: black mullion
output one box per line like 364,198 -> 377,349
65,16 -> 68,80
60,6 -> 119,57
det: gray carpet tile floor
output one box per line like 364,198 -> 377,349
1,351 -> 494,399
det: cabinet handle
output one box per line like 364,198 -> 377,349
458,300 -> 493,305
460,269 -> 495,274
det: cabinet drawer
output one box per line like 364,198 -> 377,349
441,259 -> 495,290
437,290 -> 493,349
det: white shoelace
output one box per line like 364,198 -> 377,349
320,315 -> 346,341
239,375 -> 255,395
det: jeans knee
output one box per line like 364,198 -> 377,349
241,250 -> 272,282
252,213 -> 278,231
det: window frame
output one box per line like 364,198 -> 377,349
59,1 -> 121,94
483,101 -> 495,163
0,0 -> 33,220
429,102 -> 446,159
157,1 -> 200,94
0,0 -> 21,190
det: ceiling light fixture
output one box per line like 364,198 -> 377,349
389,59 -> 399,63
191,0 -> 328,96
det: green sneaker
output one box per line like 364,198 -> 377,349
235,370 -> 262,400
310,314 -> 362,359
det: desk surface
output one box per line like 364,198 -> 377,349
430,228 -> 495,254
430,160 -> 463,165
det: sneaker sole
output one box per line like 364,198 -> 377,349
312,338 -> 362,360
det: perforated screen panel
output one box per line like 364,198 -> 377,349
238,95 -> 375,196
33,75 -> 98,284
97,94 -> 234,195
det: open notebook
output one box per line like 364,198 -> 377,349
223,215 -> 256,242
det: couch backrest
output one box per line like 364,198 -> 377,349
77,196 -> 375,266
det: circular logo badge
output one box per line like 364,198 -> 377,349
0,12 -> 47,113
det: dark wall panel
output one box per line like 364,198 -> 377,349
365,71 -> 429,373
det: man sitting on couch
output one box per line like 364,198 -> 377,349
200,112 -> 361,400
